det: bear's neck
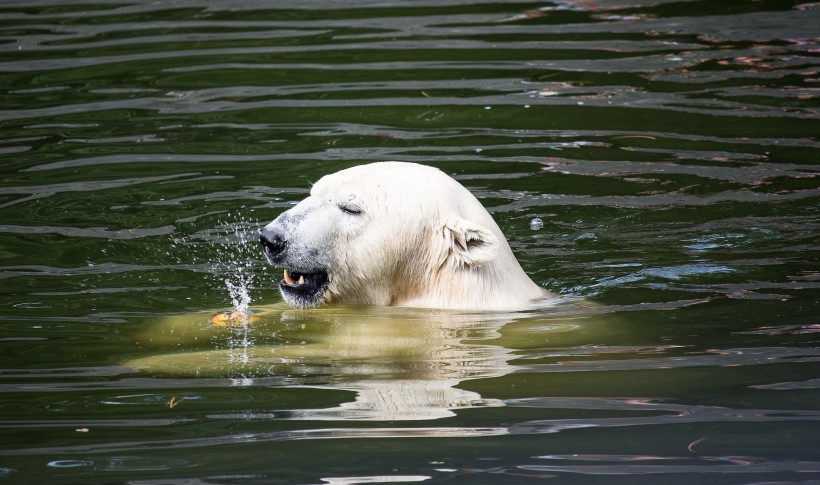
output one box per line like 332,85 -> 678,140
399,248 -> 549,311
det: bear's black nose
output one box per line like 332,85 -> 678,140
260,229 -> 286,260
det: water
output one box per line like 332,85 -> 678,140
0,0 -> 818,483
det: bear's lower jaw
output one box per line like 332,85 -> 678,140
279,268 -> 329,308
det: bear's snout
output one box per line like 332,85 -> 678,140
260,228 -> 287,262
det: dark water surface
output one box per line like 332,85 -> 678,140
1,1 -> 819,483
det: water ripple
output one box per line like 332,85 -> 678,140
0,426 -> 508,456
518,346 -> 820,373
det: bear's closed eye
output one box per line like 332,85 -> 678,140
339,204 -> 363,215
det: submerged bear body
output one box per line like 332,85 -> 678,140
260,162 -> 550,310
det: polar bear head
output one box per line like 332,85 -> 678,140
259,162 -> 547,310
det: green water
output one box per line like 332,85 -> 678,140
1,1 -> 818,483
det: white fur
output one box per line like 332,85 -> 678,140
262,161 -> 550,310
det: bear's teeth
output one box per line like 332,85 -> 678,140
283,269 -> 295,285
283,269 -> 306,286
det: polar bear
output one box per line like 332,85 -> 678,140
259,161 -> 550,310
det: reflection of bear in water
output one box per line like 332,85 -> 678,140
127,306 -> 541,420
259,162 -> 550,311
127,301 -> 598,421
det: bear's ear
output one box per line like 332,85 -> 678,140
441,217 -> 499,267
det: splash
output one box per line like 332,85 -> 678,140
208,214 -> 262,371
225,267 -> 253,313
209,214 -> 261,313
